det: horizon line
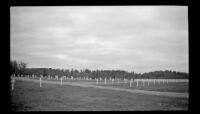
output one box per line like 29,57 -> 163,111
26,67 -> 189,74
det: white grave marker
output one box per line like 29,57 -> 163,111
96,79 -> 99,85
130,79 -> 133,88
55,75 -> 58,80
11,78 -> 15,90
39,77 -> 42,87
143,79 -> 145,86
112,79 -> 114,84
63,76 -> 66,80
60,78 -> 63,86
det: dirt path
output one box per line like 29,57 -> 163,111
15,77 -> 189,98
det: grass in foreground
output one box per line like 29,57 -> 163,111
11,80 -> 188,111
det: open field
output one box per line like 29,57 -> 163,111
11,80 -> 188,111
27,77 -> 189,93
95,81 -> 188,93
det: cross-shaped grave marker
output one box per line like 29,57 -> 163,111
11,77 -> 15,90
60,77 -> 63,86
112,79 -> 114,84
130,79 -> 133,88
143,79 -> 145,86
96,78 -> 99,85
55,75 -> 58,80
39,77 -> 42,87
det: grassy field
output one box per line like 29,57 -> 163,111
36,78 -> 189,93
95,81 -> 188,93
11,80 -> 188,111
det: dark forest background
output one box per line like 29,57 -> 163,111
10,60 -> 188,79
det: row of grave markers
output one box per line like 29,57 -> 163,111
37,77 -> 189,88
12,74 -> 190,83
39,77 -> 63,87
10,74 -> 189,89
10,74 -> 189,83
95,78 -> 189,88
11,74 -> 124,81
95,78 -> 135,87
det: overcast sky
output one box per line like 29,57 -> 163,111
10,6 -> 188,73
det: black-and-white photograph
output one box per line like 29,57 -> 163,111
10,6 -> 189,111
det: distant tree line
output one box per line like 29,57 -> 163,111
10,60 -> 189,79
10,61 -> 27,76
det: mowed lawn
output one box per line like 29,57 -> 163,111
95,81 -> 189,93
11,80 -> 188,111
33,78 -> 189,93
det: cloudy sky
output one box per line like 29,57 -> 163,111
10,6 -> 188,73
